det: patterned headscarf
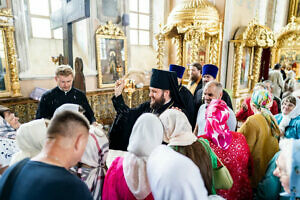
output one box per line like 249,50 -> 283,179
251,89 -> 280,138
204,99 -> 232,150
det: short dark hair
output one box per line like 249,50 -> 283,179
47,110 -> 90,138
274,63 -> 281,70
191,63 -> 202,71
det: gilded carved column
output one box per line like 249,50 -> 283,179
191,36 -> 198,64
232,43 -> 244,98
209,36 -> 219,66
5,27 -> 21,97
172,35 -> 183,66
155,32 -> 165,70
251,47 -> 263,89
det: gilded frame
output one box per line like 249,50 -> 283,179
0,8 -> 21,97
231,19 -> 275,99
95,21 -> 127,88
271,19 -> 300,78
288,0 -> 300,22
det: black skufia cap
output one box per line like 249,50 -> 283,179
150,68 -> 177,90
150,68 -> 186,110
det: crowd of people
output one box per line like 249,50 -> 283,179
0,63 -> 299,200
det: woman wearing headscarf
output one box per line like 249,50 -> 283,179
146,145 -> 209,200
9,119 -> 48,166
275,95 -> 300,139
159,109 -> 215,195
102,113 -> 163,200
76,125 -> 109,200
53,103 -> 109,200
199,99 -> 252,200
238,89 -> 280,189
273,138 -> 300,199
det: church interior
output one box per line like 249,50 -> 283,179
0,0 -> 298,124
0,0 -> 300,199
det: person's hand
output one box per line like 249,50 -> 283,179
171,107 -> 182,112
114,79 -> 125,97
242,103 -> 248,112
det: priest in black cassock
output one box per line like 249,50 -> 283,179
109,68 -> 187,150
169,64 -> 195,128
36,65 -> 96,124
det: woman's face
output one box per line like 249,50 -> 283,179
282,101 -> 296,115
274,154 -> 290,193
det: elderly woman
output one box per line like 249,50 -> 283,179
159,109 -> 215,194
275,95 -> 300,139
238,89 -> 280,189
199,99 -> 252,200
146,145 -> 209,200
102,113 -> 163,200
273,139 -> 300,199
10,119 -> 48,166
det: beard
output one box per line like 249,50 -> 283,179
191,74 -> 198,82
150,94 -> 166,110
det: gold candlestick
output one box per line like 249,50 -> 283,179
124,79 -> 136,108
116,65 -> 123,79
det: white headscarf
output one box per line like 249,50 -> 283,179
10,119 -> 47,165
123,113 -> 163,200
279,96 -> 300,133
53,103 -> 80,118
146,145 -> 208,200
159,109 -> 197,146
81,124 -> 109,200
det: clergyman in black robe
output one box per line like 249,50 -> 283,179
36,65 -> 96,124
169,64 -> 195,128
109,68 -> 188,151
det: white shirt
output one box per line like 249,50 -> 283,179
196,104 -> 237,136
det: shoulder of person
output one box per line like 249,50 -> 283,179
72,87 -> 85,95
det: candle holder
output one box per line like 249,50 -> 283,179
116,65 -> 123,79
124,79 -> 136,108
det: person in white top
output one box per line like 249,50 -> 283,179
269,63 -> 284,98
195,81 -> 236,136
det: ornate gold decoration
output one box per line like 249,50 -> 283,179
0,9 -> 21,98
95,21 -> 127,88
232,43 -> 244,98
231,19 -> 274,99
124,79 -> 136,108
288,0 -> 300,22
156,0 -> 222,82
272,19 -> 300,70
172,35 -> 183,66
96,21 -> 125,36
0,8 -> 13,17
251,47 -> 263,89
155,29 -> 165,70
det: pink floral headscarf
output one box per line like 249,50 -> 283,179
205,99 -> 232,150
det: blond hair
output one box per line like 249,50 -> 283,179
55,65 -> 74,77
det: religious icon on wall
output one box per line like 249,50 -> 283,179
97,37 -> 126,86
240,47 -> 252,89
